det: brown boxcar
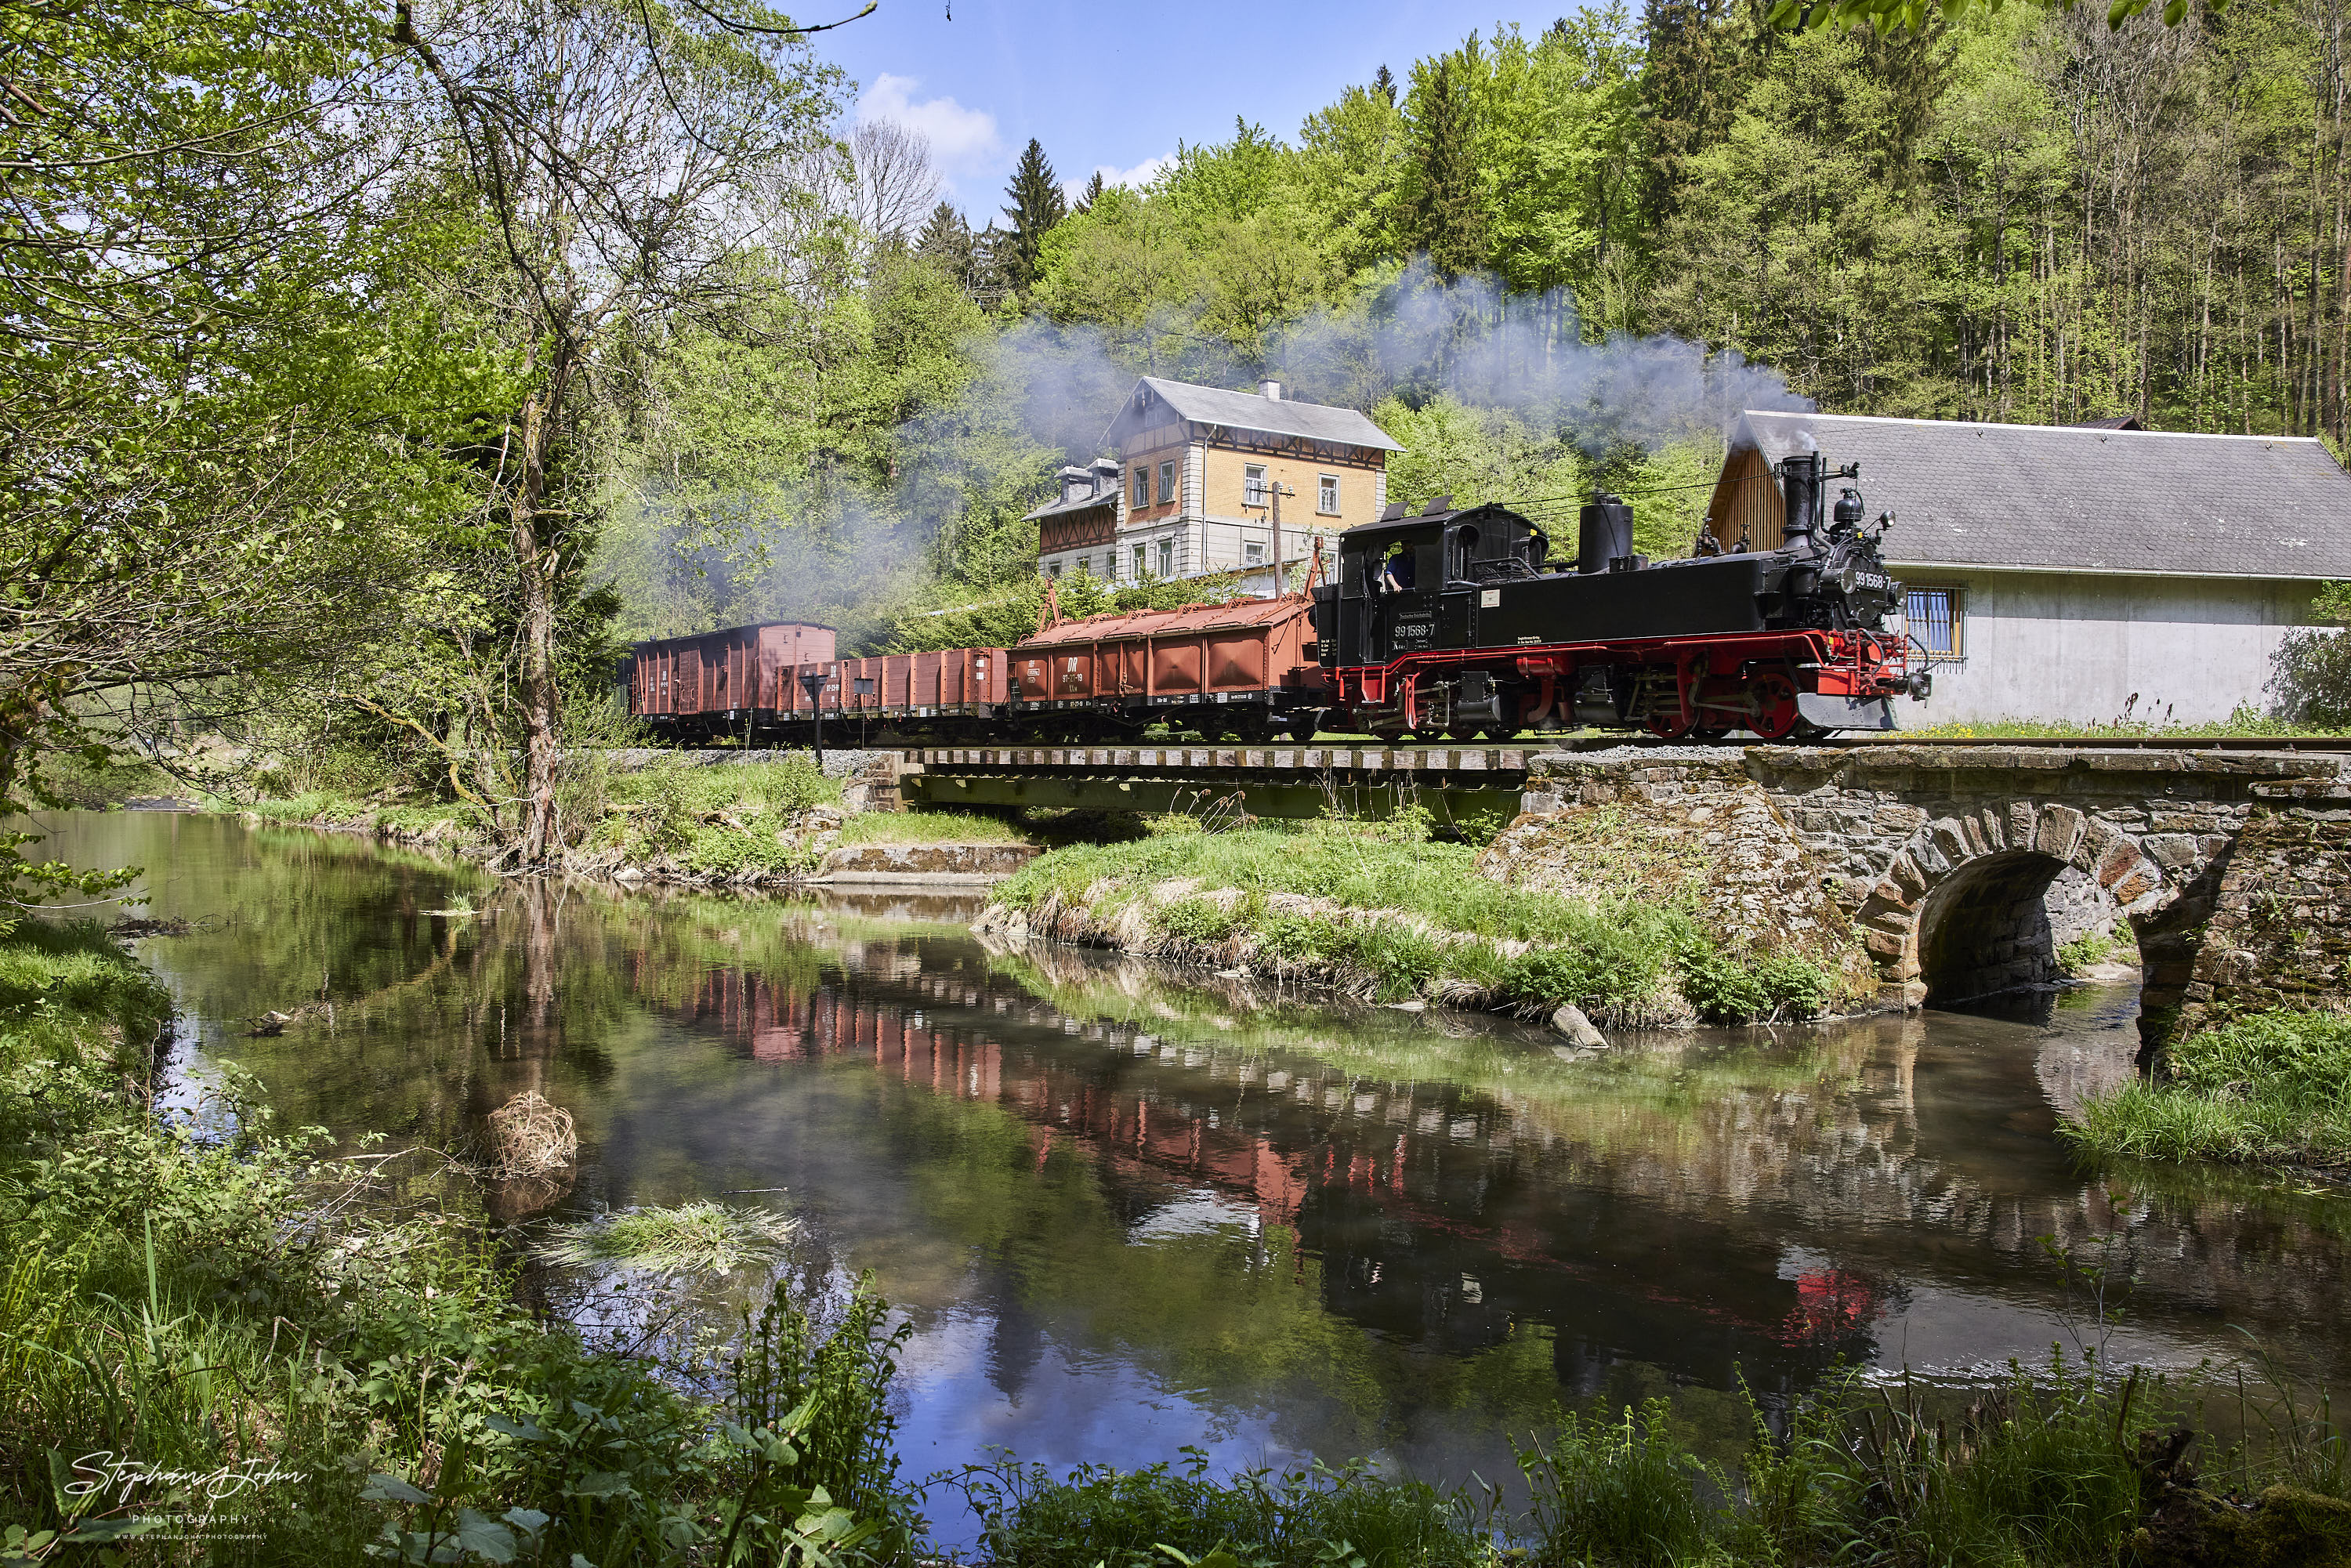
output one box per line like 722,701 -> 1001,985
1008,596 -> 1324,740
629,623 -> 835,734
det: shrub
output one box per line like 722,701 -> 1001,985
1159,899 -> 1240,944
1675,940 -> 1773,1023
1755,954 -> 1832,1019
752,754 -> 835,813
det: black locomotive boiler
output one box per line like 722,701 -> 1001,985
1312,450 -> 1929,741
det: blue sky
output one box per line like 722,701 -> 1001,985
814,0 -> 1588,219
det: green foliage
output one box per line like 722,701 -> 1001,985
2269,583 -> 2351,728
0,917 -> 919,1563
950,1448 -> 1492,1568
1516,1399 -> 1733,1566
2063,1007 -> 2351,1165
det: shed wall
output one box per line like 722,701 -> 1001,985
1896,569 -> 2320,726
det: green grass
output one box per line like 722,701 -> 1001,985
955,1355 -> 2351,1568
2063,1008 -> 2351,1166
835,808 -> 1027,846
992,818 -> 1833,1025
539,1201 -> 795,1273
1892,711 -> 2350,740
0,918 -> 916,1562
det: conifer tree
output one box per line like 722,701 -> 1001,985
998,138 -> 1067,295
1074,170 -> 1105,214
916,200 -> 981,292
1640,0 -> 1730,226
1411,55 -> 1485,280
1373,63 -> 1396,103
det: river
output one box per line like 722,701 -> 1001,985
32,809 -> 2351,1544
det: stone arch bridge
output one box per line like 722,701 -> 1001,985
1517,744 -> 2351,1045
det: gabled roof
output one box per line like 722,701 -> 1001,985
1021,487 -> 1118,523
1103,377 -> 1404,453
1731,410 -> 2351,579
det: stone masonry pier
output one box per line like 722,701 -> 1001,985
1520,744 -> 2351,1046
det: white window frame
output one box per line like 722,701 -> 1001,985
1244,463 -> 1269,508
1244,539 -> 1266,565
1132,466 -> 1150,507
1157,459 -> 1177,507
1318,473 -> 1339,515
1157,538 -> 1174,578
1132,542 -> 1148,579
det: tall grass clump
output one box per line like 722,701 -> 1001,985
2063,1007 -> 2351,1165
1516,1399 -> 1732,1566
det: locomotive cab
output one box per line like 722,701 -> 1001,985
1317,501 -> 1549,669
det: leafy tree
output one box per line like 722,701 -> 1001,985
0,0 -> 482,909
999,138 -> 1068,297
391,0 -> 846,862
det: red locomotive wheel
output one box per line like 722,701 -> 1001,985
1647,709 -> 1694,741
1750,672 -> 1802,741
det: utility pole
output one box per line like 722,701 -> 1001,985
1271,481 -> 1295,598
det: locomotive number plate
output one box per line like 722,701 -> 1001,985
1846,570 -> 1891,593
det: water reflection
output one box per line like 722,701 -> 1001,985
30,812 -> 2351,1531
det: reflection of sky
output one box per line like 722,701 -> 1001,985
897,1311 -> 1310,1552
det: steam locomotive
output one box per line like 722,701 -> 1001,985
1313,449 -> 1927,743
625,450 -> 1925,744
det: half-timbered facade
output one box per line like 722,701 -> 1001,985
1028,377 -> 1403,594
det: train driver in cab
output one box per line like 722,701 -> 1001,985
1379,541 -> 1415,593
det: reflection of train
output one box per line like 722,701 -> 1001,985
625,452 -> 1927,744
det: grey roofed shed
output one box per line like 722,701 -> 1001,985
1723,409 -> 2351,580
1102,376 -> 1404,453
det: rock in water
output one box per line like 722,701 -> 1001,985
1549,1005 -> 1607,1049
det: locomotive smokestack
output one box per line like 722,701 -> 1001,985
1777,451 -> 1824,555
1578,491 -> 1634,574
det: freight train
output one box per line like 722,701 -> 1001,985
624,450 -> 1928,745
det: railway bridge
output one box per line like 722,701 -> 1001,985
901,740 -> 2351,1040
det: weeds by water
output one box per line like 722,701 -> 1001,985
0,918 -> 914,1563
2063,1006 -> 2351,1166
540,1201 -> 796,1273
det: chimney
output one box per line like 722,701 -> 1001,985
1259,378 -> 1283,401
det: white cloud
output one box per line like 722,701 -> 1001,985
1080,154 -> 1173,198
856,74 -> 1001,175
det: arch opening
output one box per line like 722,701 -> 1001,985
1914,849 -> 2072,1005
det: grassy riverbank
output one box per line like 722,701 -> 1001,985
227,755 -> 1031,885
952,1359 -> 2351,1567
2064,1007 -> 2351,1168
0,918 -> 910,1562
985,815 -> 1836,1027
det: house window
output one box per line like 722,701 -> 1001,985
1158,460 -> 1177,506
1244,464 -> 1269,507
1157,538 -> 1174,578
1132,466 -> 1149,507
1132,543 -> 1148,579
1049,561 -> 1062,578
1244,540 -> 1266,565
1318,473 -> 1339,515
1905,586 -> 1965,662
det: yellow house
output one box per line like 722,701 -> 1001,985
1029,376 -> 1404,595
